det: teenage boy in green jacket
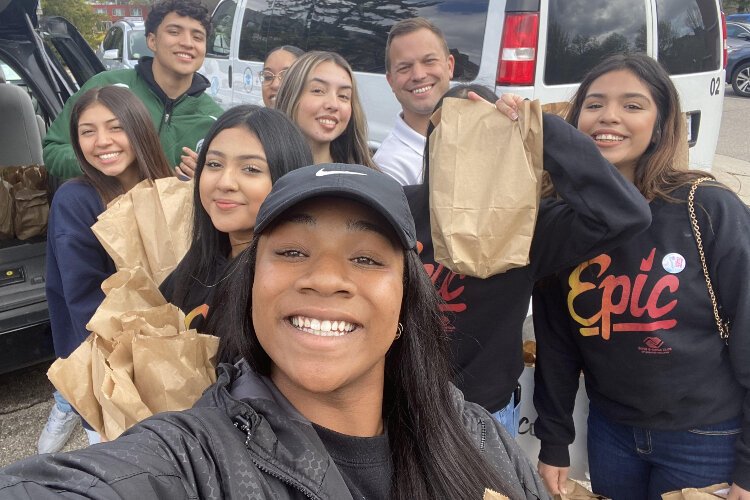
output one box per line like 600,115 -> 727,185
42,0 -> 222,180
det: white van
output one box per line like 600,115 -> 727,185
201,0 -> 726,169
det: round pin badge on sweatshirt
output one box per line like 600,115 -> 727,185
662,253 -> 686,274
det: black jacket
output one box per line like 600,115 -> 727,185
533,183 -> 750,488
0,361 -> 550,499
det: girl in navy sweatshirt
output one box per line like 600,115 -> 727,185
532,54 -> 750,500
40,86 -> 173,454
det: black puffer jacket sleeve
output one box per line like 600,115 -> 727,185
0,425 -> 197,499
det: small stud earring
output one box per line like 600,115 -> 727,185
395,323 -> 403,340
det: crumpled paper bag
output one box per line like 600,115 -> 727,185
0,165 -> 48,240
429,97 -> 543,278
662,483 -> 731,500
48,267 -> 219,440
92,177 -> 192,285
556,479 -> 609,499
0,178 -> 14,239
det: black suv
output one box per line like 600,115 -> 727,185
0,0 -> 104,374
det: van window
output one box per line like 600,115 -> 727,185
208,0 -> 236,57
655,0 -> 721,74
234,0 -> 489,80
544,0 -> 647,85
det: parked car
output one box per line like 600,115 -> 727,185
727,21 -> 750,41
201,0 -> 726,170
727,39 -> 750,97
97,18 -> 152,71
727,13 -> 750,23
0,0 -> 105,374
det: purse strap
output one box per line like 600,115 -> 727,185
687,177 -> 729,343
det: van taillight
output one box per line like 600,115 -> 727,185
497,12 -> 539,86
721,11 -> 728,68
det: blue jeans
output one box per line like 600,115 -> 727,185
53,390 -> 96,431
53,390 -> 73,413
587,405 -> 740,500
492,391 -> 521,438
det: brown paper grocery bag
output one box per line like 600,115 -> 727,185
86,267 -> 166,340
429,97 -> 543,278
10,165 -> 49,240
93,192 -> 152,275
120,303 -> 185,337
13,187 -> 48,239
556,479 -> 609,499
133,331 -> 219,414
92,177 -> 192,285
155,177 -> 193,261
661,483 -> 731,500
47,335 -> 104,433
0,179 -> 14,239
130,181 -> 177,285
95,333 -> 152,439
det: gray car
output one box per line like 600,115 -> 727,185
96,18 -> 152,70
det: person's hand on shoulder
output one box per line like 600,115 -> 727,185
537,460 -> 569,496
176,147 -> 198,180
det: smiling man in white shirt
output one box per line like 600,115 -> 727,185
373,18 -> 454,186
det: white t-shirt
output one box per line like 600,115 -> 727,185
373,113 -> 426,186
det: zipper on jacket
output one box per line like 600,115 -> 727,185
233,413 -> 321,500
233,414 -> 254,447
478,418 -> 487,451
163,97 -> 181,126
248,455 -> 321,500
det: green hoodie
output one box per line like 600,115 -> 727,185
43,59 -> 222,179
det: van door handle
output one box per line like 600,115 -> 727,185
228,65 -> 232,88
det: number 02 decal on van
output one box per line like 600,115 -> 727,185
710,77 -> 722,96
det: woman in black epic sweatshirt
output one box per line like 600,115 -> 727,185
533,54 -> 750,500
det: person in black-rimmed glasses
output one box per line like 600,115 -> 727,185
260,45 -> 303,108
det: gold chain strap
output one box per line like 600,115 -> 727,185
688,178 -> 730,344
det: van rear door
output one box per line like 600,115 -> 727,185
499,0 -> 723,170
654,0 -> 724,169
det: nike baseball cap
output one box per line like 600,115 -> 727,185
254,163 -> 417,249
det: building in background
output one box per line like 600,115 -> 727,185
90,3 -> 149,28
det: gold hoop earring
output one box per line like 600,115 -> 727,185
395,323 -> 403,340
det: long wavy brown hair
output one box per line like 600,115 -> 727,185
70,86 -> 173,204
275,51 -> 376,169
544,54 -> 712,201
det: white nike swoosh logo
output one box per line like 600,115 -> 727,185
315,168 -> 367,177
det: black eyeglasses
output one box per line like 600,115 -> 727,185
259,69 -> 288,86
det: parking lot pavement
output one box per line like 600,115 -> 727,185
0,362 -> 86,468
713,154 -> 750,205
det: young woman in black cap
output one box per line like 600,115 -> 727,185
0,164 -> 549,500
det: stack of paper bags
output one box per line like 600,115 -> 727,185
92,177 -> 193,285
47,267 -> 219,440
